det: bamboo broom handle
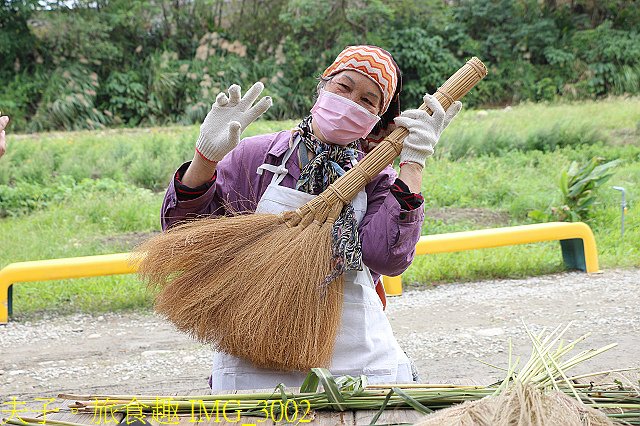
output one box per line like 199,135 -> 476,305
292,57 -> 487,221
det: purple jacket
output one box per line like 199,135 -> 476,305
161,130 -> 424,282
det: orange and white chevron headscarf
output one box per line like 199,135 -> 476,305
322,45 -> 399,115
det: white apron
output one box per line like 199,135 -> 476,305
210,136 -> 414,391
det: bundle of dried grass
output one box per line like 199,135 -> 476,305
136,58 -> 488,371
416,382 -> 617,426
416,323 -> 633,426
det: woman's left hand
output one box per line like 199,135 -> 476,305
395,94 -> 462,167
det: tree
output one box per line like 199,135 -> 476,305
0,0 -> 38,78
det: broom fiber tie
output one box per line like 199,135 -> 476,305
285,216 -> 296,228
315,192 -> 334,223
293,205 -> 309,221
351,164 -> 375,186
327,183 -> 349,205
436,87 -> 455,106
467,57 -> 487,78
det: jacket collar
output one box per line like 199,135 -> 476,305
266,130 -> 294,159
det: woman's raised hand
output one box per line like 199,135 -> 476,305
195,82 -> 272,162
395,94 -> 462,167
0,116 -> 9,159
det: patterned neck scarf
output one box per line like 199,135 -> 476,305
294,116 -> 363,283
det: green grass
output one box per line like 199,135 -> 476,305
1,120 -> 295,319
1,98 -> 639,318
438,96 -> 640,159
0,189 -> 162,318
0,120 -> 298,189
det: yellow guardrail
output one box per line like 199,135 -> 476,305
382,222 -> 599,296
0,253 -> 140,324
0,222 -> 598,323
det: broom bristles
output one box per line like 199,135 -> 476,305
137,211 -> 345,370
137,213 -> 284,290
217,218 -> 343,370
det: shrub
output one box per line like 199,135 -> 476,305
529,157 -> 622,222
571,22 -> 640,96
29,65 -> 111,132
102,70 -> 148,126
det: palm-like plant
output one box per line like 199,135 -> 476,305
530,157 -> 621,222
554,157 -> 622,222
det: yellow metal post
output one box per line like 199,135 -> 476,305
0,253 -> 143,323
381,275 -> 403,296
382,222 -> 599,295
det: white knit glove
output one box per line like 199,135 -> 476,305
196,82 -> 272,162
395,94 -> 462,167
0,116 -> 8,159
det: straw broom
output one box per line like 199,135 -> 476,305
136,58 -> 488,372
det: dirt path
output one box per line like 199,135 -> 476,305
2,268 -> 639,402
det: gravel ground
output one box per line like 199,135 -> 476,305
1,268 -> 639,403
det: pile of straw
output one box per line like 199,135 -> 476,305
415,383 -> 616,426
136,58 -> 488,371
416,322 -> 639,425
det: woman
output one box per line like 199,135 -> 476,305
161,45 -> 461,391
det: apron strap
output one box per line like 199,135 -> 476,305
256,163 -> 288,182
256,134 -> 302,186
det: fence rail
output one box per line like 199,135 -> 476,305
1,222 -> 598,323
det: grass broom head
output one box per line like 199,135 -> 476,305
135,58 -> 488,372
415,382 -> 617,426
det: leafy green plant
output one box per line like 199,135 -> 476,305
29,65 -> 111,132
143,51 -> 184,124
571,22 -> 640,96
0,71 -> 44,131
103,70 -> 148,126
529,157 -> 621,222
387,27 -> 460,108
0,0 -> 38,81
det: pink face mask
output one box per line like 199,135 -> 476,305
311,89 -> 380,146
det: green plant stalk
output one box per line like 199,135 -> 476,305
524,323 -> 564,392
69,387 -> 639,414
556,344 -> 619,375
492,339 -> 520,396
517,324 -> 563,383
519,323 -> 569,386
